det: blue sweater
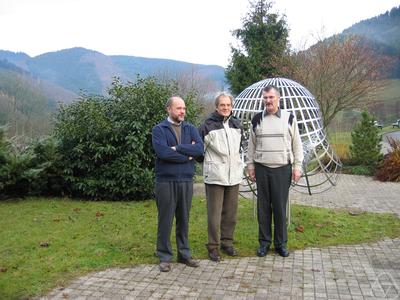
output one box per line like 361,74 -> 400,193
152,119 -> 204,182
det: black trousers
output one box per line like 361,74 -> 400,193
255,163 -> 291,248
155,181 -> 193,262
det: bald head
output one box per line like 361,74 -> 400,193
166,96 -> 186,123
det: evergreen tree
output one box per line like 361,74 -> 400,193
225,0 -> 289,95
349,110 -> 382,168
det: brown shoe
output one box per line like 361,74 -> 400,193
221,245 -> 238,256
208,248 -> 221,262
159,262 -> 171,272
177,257 -> 199,268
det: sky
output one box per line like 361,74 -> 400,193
0,0 -> 399,67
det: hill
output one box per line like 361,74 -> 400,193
341,5 -> 400,78
0,48 -> 226,96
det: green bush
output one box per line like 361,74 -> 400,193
0,127 -> 64,198
54,77 -> 202,200
349,110 -> 382,170
27,137 -> 65,195
342,165 -> 374,176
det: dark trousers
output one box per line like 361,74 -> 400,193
255,163 -> 291,248
205,184 -> 239,249
155,181 -> 193,262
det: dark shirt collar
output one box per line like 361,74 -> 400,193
264,107 -> 281,118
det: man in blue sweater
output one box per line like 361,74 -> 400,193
152,96 -> 204,272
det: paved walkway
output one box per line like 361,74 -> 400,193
290,174 -> 400,217
44,175 -> 400,299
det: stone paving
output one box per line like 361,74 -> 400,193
290,174 -> 400,217
44,175 -> 400,299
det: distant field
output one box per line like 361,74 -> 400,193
370,79 -> 400,123
378,79 -> 400,103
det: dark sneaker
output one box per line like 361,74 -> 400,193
220,245 -> 238,256
159,262 -> 171,272
177,257 -> 200,268
208,248 -> 221,262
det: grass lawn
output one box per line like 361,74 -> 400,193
1,197 -> 400,299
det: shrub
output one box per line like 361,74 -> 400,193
0,127 -> 33,197
0,127 -> 64,198
54,77 -> 202,200
349,110 -> 382,169
375,138 -> 400,182
342,165 -> 374,176
26,137 -> 65,195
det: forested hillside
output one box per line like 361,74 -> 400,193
0,59 -> 78,137
342,5 -> 400,78
0,48 -> 226,95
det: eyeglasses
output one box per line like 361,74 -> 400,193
263,96 -> 275,99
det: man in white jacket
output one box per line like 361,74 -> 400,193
247,85 -> 303,258
198,92 -> 244,262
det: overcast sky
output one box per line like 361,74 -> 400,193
1,0 -> 399,67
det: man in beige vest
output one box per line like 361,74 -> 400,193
247,85 -> 303,257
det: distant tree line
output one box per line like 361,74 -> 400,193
0,67 -> 54,139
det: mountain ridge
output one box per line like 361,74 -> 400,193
0,47 -> 226,96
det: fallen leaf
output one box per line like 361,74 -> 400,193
62,292 -> 69,298
96,212 -> 104,217
73,208 -> 81,213
322,234 -> 334,238
315,224 -> 323,228
53,217 -> 61,222
295,225 -> 304,233
311,268 -> 320,272
40,241 -> 50,247
0,267 -> 7,273
348,208 -> 363,216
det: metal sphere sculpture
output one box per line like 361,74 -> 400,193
233,77 -> 341,195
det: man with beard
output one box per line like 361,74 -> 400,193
152,96 -> 204,272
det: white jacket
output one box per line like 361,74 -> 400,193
198,112 -> 244,186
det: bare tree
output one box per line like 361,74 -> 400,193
282,35 -> 392,128
154,66 -> 220,103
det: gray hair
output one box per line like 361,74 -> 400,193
165,95 -> 183,109
214,92 -> 234,107
263,85 -> 280,97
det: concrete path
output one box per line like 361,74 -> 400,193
44,175 -> 400,299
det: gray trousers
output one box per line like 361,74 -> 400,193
255,163 -> 291,248
205,184 -> 239,250
155,181 -> 193,262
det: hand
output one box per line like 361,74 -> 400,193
248,168 -> 256,182
292,170 -> 302,182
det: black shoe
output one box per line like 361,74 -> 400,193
275,246 -> 289,257
208,248 -> 221,262
177,257 -> 200,268
220,245 -> 238,256
256,245 -> 270,257
159,262 -> 171,272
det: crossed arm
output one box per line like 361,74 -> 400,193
152,126 -> 203,163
